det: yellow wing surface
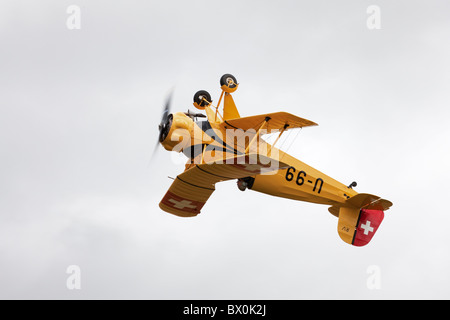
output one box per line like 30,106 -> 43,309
159,154 -> 289,217
221,112 -> 318,132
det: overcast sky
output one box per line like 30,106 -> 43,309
1,0 -> 450,299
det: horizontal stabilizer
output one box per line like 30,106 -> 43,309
329,193 -> 392,217
346,193 -> 392,211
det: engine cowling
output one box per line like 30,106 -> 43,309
160,112 -> 194,152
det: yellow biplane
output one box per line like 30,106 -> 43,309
155,74 -> 392,247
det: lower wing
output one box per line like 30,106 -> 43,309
159,154 -> 289,217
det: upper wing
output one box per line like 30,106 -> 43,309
159,154 -> 289,217
220,112 -> 318,132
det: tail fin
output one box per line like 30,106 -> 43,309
330,193 -> 392,247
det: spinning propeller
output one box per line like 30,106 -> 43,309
151,91 -> 206,161
158,93 -> 173,144
151,92 -> 173,160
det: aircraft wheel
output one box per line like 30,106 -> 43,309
220,74 -> 238,93
193,90 -> 212,110
237,179 -> 247,191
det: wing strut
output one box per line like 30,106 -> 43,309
244,116 -> 271,154
270,123 -> 290,148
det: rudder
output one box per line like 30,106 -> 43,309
337,206 -> 385,247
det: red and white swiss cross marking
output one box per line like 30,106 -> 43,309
161,191 -> 204,213
353,209 -> 385,247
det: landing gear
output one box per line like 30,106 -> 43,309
237,177 -> 255,191
220,74 -> 238,93
237,179 -> 247,191
193,90 -> 212,110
